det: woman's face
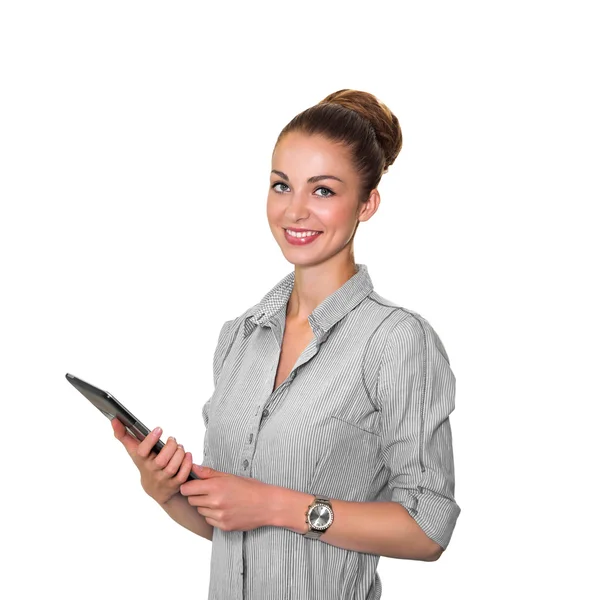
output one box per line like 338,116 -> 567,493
267,131 -> 374,267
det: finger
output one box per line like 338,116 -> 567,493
204,517 -> 218,528
174,450 -> 194,484
191,464 -> 223,478
136,426 -> 164,459
180,478 -> 210,497
151,436 -> 179,469
161,443 -> 186,478
185,492 -> 214,508
112,416 -> 128,439
112,418 -> 142,456
195,506 -> 221,522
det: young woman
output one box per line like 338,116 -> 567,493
112,89 -> 460,599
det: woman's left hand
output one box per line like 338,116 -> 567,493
179,464 -> 277,532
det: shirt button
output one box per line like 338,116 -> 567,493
262,409 -> 269,418
249,433 -> 253,443
242,459 -> 249,470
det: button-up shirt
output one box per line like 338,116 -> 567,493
201,263 -> 460,599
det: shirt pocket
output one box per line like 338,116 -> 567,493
307,413 -> 385,503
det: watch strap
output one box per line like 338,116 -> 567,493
304,527 -> 325,539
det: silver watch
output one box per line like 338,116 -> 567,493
303,496 -> 334,539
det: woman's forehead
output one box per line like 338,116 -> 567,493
272,132 -> 354,173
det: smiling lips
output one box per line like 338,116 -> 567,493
283,228 -> 323,246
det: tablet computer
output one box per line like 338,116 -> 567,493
65,372 -> 199,481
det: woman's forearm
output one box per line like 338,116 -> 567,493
159,491 -> 214,540
269,487 -> 442,561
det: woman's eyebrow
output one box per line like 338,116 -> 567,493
271,170 -> 344,184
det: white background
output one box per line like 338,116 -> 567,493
1,1 -> 598,598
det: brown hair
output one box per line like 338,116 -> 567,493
274,89 -> 402,203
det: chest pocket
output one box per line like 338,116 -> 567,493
306,414 -> 383,502
304,307 -> 409,502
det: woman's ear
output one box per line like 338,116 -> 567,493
358,188 -> 381,223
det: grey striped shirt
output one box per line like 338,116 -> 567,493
202,263 -> 460,599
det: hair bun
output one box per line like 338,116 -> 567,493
319,89 -> 402,172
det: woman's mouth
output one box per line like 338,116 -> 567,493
283,228 -> 323,246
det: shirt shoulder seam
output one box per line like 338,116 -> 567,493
361,302 -> 409,411
376,308 -> 429,474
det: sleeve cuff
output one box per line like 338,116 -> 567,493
391,487 -> 461,550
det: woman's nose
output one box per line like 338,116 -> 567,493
284,191 -> 311,220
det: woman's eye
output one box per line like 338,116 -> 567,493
315,187 -> 335,198
271,182 -> 335,198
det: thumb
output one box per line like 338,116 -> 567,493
111,417 -> 140,456
192,463 -> 222,478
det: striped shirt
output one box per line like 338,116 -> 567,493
201,263 -> 460,599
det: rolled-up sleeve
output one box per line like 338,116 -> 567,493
376,311 -> 460,550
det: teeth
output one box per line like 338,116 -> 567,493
286,229 -> 321,238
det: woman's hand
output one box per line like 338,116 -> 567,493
179,464 -> 277,532
111,417 -> 194,506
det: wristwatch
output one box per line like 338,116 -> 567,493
303,496 -> 334,539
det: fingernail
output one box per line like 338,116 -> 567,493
153,427 -> 162,435
177,444 -> 183,449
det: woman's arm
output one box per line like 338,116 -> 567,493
270,487 -> 443,561
178,465 -> 442,559
159,491 -> 214,540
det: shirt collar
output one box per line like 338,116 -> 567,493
243,263 -> 374,341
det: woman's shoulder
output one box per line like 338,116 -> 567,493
215,302 -> 261,339
364,290 -> 451,361
365,289 -> 434,333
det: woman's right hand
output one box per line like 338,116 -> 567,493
111,417 -> 194,506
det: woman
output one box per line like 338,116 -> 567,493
112,89 -> 460,599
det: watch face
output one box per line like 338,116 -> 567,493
308,504 -> 333,530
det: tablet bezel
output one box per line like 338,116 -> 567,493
65,372 -> 199,481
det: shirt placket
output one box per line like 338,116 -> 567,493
237,320 -> 322,599
239,323 -> 301,477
